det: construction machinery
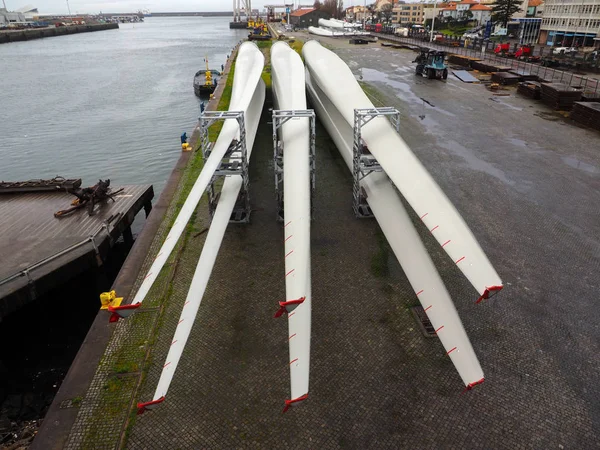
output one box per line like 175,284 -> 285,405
414,49 -> 448,80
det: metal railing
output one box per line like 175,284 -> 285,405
0,213 -> 121,290
374,31 -> 600,95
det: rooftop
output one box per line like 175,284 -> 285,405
290,8 -> 315,17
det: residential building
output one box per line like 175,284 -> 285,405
289,8 -> 329,28
392,3 -> 425,25
470,3 -> 493,24
539,0 -> 600,46
438,0 -> 492,24
345,5 -> 369,22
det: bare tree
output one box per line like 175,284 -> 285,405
381,3 -> 393,23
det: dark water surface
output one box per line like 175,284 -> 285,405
0,17 -> 246,194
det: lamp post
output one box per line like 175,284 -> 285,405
430,0 -> 438,42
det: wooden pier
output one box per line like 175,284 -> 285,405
0,185 -> 153,321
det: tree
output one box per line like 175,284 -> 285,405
367,3 -> 377,22
381,3 -> 393,23
322,0 -> 344,19
491,0 -> 522,28
314,0 -> 322,9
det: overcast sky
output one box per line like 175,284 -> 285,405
7,0 -> 365,15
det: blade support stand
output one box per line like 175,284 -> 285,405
352,107 -> 400,218
199,110 -> 251,223
272,109 -> 316,222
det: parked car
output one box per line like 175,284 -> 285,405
462,32 -> 482,39
553,46 -> 577,55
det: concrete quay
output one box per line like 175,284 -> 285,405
0,23 -> 119,44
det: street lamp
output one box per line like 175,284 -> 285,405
430,0 -> 438,42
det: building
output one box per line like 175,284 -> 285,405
539,0 -> 600,46
289,8 -> 329,28
0,8 -> 27,25
16,5 -> 39,21
393,2 -> 424,25
470,4 -> 493,24
345,5 -> 369,22
438,0 -> 492,25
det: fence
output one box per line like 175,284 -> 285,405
374,31 -> 600,95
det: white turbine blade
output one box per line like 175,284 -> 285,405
306,68 -> 484,388
109,42 -> 265,321
138,76 -> 266,414
271,42 -> 312,411
302,40 -> 502,303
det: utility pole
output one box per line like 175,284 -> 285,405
430,0 -> 438,42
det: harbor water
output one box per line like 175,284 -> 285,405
0,17 -> 247,195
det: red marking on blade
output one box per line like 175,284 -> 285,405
288,312 -> 296,318
288,334 -> 296,340
285,250 -> 294,258
163,362 -> 171,368
284,221 -> 292,227
282,393 -> 308,413
416,290 -> 424,296
425,305 -> 432,312
184,301 -> 190,306
289,358 -> 298,365
137,396 -> 165,415
285,235 -> 293,242
476,285 -> 503,304
144,272 -> 153,280
430,225 -> 439,232
461,378 -> 485,394
447,347 -> 457,355
441,240 -> 451,248
285,269 -> 295,277
435,325 -> 444,333
178,319 -> 184,324
420,212 -> 428,220
156,252 -> 163,259
171,340 -> 177,345
455,256 -> 466,264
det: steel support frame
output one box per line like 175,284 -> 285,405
199,110 -> 251,223
272,109 -> 316,222
352,107 -> 400,218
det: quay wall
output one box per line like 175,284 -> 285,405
0,23 -> 119,44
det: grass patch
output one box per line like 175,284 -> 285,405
255,39 -> 273,49
206,59 -> 237,143
113,360 -> 139,374
358,81 -> 386,107
290,39 -> 304,56
371,228 -> 390,278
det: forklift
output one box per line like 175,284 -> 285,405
413,49 -> 448,80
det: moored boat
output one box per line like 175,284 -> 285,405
193,57 -> 221,97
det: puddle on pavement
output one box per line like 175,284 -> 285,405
507,137 -> 528,148
359,67 -> 455,117
562,156 -> 600,175
440,139 -> 516,186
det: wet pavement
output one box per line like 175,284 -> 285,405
42,37 -> 600,449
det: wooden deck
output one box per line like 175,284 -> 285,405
0,185 -> 153,321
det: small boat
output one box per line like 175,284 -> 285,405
193,56 -> 221,98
